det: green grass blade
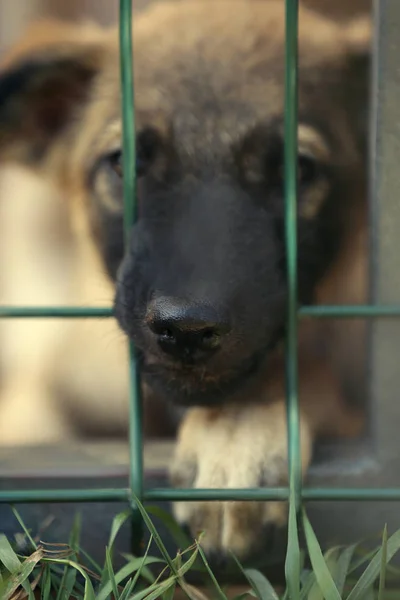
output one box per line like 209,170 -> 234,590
347,528 -> 400,600
196,544 -> 227,600
307,548 -> 340,600
69,513 -> 81,554
56,513 -> 81,600
380,561 -> 400,582
171,548 -> 183,574
19,580 -> 36,600
83,573 -> 97,600
101,510 -> 132,588
285,487 -> 301,599
347,549 -> 379,581
11,507 -> 37,551
126,534 -> 156,596
0,538 -> 37,600
110,509 -> 132,551
232,592 -> 256,600
0,534 -> 22,573
106,546 -> 120,600
1,547 -> 44,599
42,558 -> 96,600
121,554 -> 161,585
333,544 -> 358,595
51,572 -> 66,595
140,578 -> 177,600
299,570 -> 316,600
162,582 -> 177,600
378,526 -> 388,600
176,544 -> 200,579
132,493 -> 177,575
79,547 -> 103,576
120,577 -> 136,600
130,575 -> 177,600
302,510 -> 341,600
169,543 -> 210,600
243,569 -> 280,600
146,506 -> 192,551
230,553 -> 278,600
59,568 -> 79,600
41,566 -> 52,599
64,513 -> 81,598
97,556 -> 162,600
179,581 -> 213,600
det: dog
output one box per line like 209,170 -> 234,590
0,0 -> 370,559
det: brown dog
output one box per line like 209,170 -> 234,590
0,1 -> 370,558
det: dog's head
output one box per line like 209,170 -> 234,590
0,2 -> 370,407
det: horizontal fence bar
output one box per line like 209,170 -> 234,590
145,488 -> 289,501
299,306 -> 400,318
301,489 -> 400,501
0,489 -> 130,503
147,488 -> 400,502
1,305 -> 400,319
3,487 -> 400,504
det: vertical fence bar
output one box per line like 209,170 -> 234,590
284,0 -> 301,509
284,0 -> 302,594
119,0 -> 144,551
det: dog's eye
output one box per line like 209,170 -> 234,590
109,151 -> 147,178
109,128 -> 160,180
109,151 -> 123,177
270,150 -> 320,190
298,153 -> 318,187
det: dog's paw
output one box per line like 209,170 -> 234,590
170,402 -> 312,560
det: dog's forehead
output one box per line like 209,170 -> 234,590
79,0 -> 350,165
130,1 -> 347,109
131,0 -> 346,66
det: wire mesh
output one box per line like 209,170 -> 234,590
0,0 -> 397,562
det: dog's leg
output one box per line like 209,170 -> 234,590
170,358 -> 364,558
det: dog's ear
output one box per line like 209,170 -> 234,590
0,19 -> 107,168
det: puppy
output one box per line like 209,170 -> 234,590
0,1 -> 370,558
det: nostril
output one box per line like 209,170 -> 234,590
145,296 -> 230,360
147,318 -> 174,338
147,313 -> 180,344
159,327 -> 175,341
200,327 -> 221,349
202,328 -> 215,340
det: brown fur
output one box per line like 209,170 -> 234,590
0,1 -> 370,557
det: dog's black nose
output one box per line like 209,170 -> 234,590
146,297 -> 230,362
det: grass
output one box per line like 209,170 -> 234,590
1,498 -> 400,600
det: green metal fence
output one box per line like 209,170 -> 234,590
0,0 -> 399,564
